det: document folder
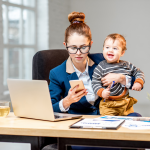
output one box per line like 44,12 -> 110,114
70,118 -> 125,130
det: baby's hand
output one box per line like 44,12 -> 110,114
102,87 -> 110,99
132,82 -> 142,91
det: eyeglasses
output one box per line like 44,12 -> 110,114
66,43 -> 91,54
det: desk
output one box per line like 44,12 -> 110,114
0,113 -> 150,150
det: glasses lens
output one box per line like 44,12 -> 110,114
80,46 -> 90,53
68,47 -> 77,54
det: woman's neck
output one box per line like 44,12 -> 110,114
73,59 -> 87,73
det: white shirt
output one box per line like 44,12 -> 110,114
59,61 -> 132,112
73,61 -> 98,106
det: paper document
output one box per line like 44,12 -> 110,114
95,115 -> 150,121
122,120 -> 150,130
95,116 -> 150,130
95,115 -> 136,121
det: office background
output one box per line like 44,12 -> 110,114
0,0 -> 150,149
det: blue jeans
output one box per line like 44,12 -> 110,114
127,112 -> 142,117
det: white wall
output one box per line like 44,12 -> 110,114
37,0 -> 49,51
49,0 -> 70,49
70,0 -> 150,116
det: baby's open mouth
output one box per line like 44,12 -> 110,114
108,54 -> 114,58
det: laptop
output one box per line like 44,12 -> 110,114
7,79 -> 82,121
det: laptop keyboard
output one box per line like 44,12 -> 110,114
54,115 -> 69,119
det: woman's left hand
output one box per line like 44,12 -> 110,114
101,73 -> 126,86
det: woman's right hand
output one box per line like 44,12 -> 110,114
63,85 -> 88,109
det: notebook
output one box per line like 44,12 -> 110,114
7,79 -> 82,121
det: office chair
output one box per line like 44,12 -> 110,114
32,49 -> 69,150
32,49 -> 69,84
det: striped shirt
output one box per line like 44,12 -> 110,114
92,60 -> 145,97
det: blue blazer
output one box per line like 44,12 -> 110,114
49,53 -> 135,115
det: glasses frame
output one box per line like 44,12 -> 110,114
66,43 -> 91,54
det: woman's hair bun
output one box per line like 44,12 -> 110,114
68,11 -> 85,24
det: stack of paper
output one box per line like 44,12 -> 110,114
95,116 -> 150,130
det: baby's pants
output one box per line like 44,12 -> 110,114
99,94 -> 138,116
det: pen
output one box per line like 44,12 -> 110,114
133,117 -> 150,121
104,81 -> 115,102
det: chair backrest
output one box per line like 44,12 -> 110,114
32,49 -> 69,84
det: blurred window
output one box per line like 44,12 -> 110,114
2,0 -> 36,89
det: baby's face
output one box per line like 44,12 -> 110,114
103,38 -> 125,63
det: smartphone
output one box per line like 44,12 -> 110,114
69,80 -> 85,92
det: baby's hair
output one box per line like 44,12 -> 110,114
64,11 -> 92,43
103,33 -> 127,51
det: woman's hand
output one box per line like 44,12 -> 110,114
101,73 -> 126,86
63,85 -> 88,109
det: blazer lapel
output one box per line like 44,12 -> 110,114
66,57 -> 79,81
67,72 -> 79,81
88,64 -> 97,80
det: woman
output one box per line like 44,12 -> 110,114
49,11 -> 140,116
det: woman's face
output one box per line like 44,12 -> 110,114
64,32 -> 92,66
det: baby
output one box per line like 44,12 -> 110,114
92,33 -> 145,116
